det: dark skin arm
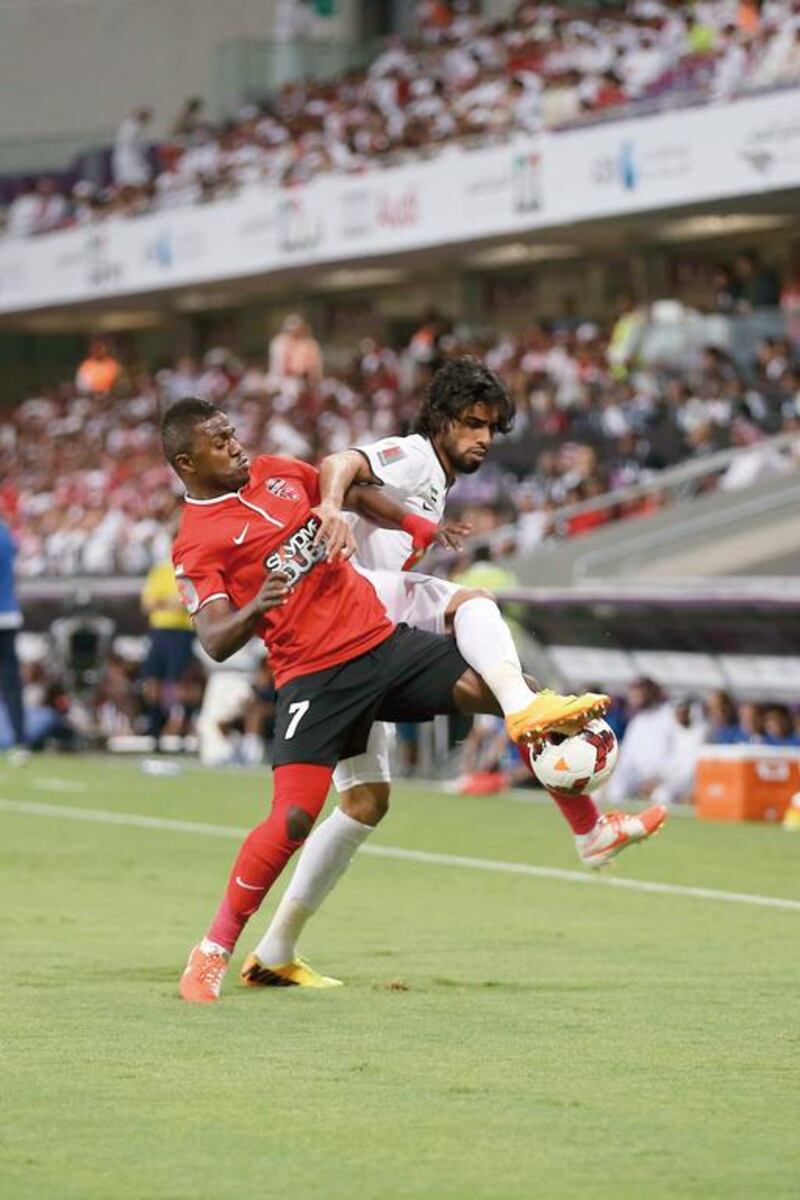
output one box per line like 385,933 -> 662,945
318,449 -> 472,552
192,572 -> 290,662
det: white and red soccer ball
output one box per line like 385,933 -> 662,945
526,718 -> 618,795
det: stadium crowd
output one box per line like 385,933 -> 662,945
3,0 -> 800,236
6,634 -> 800,802
1,308 -> 798,580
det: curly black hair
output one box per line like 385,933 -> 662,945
414,356 -> 514,438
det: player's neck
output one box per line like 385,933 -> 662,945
184,479 -> 239,501
428,436 -> 456,486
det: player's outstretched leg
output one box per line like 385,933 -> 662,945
574,804 -> 667,869
543,782 -> 666,868
449,595 -> 609,742
243,781 -> 388,988
179,763 -> 332,1003
513,739 -> 668,868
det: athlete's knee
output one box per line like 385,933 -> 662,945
285,805 -> 315,842
273,762 -> 333,842
444,588 -> 496,632
340,783 -> 390,826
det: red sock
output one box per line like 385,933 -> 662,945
207,763 -> 332,952
547,789 -> 599,836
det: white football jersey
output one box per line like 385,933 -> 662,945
349,434 -> 449,572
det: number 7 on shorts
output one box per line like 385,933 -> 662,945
285,700 -> 310,740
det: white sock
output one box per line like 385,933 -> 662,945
453,597 -> 536,716
200,938 -> 230,958
253,806 -> 373,966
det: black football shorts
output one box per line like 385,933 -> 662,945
271,624 -> 467,769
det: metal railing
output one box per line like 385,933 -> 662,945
439,429 -> 800,575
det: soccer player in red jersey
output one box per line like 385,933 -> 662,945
163,398 -> 610,1002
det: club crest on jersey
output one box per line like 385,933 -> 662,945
266,477 -> 301,501
264,516 -> 326,588
378,445 -> 405,467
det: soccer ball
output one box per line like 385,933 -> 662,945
528,718 -> 618,795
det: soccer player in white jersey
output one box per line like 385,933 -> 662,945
242,358 -> 665,988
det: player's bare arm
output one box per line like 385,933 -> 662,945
320,447 -> 472,557
311,449 -> 371,563
192,573 -> 290,662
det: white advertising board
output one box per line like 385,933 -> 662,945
0,89 -> 797,315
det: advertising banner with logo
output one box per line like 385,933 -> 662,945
0,136 -> 541,315
543,88 -> 800,223
0,89 -> 797,315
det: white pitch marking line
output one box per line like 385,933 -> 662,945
1,798 -> 799,913
33,778 -> 89,794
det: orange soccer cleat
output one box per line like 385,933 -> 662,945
179,943 -> 230,1003
505,688 -> 611,745
577,805 -> 667,870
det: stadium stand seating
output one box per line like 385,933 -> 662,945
2,0 -> 799,236
1,317 -> 798,579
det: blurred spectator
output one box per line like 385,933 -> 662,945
604,677 -> 677,803
139,558 -> 196,742
762,704 -> 800,746
5,182 -> 40,238
112,107 -> 153,188
455,713 -> 521,795
216,659 -> 277,765
268,314 -> 323,386
31,178 -> 68,235
171,97 -> 205,140
706,689 -> 745,743
650,695 -> 708,807
732,251 -> 781,311
0,518 -> 28,760
75,338 -> 121,395
23,665 -> 76,751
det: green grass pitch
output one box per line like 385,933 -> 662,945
1,755 -> 798,1200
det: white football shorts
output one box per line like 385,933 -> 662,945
331,567 -> 462,792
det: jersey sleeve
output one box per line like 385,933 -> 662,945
172,542 -> 228,617
355,437 -> 428,496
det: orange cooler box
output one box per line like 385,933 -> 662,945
694,745 -> 800,823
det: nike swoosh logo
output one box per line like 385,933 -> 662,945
420,501 -> 436,513
233,523 -> 250,545
235,875 -> 264,891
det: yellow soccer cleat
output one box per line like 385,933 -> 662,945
239,953 -> 343,989
505,688 -> 611,744
783,794 -> 800,831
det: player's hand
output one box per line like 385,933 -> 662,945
253,571 -> 291,614
312,501 -> 356,562
432,520 -> 472,552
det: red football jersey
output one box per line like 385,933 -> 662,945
172,455 -> 394,688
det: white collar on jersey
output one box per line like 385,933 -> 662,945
183,490 -> 239,505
